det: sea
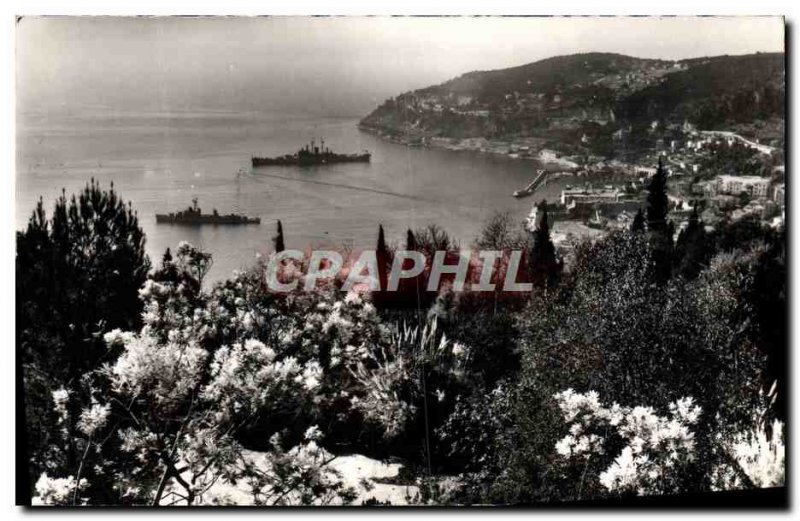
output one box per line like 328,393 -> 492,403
17,110 -> 577,283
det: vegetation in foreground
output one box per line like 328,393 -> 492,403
17,173 -> 785,505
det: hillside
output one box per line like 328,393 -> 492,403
359,52 -> 784,160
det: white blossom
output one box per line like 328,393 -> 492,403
78,402 -> 111,437
304,425 -> 322,441
103,328 -> 136,347
51,388 -> 70,424
33,473 -> 88,506
554,389 -> 701,495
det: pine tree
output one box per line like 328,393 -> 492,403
273,220 -> 285,253
16,180 -> 151,502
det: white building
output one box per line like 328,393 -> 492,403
713,175 -> 771,199
773,183 -> 785,205
560,186 -> 622,206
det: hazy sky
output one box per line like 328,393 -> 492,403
17,16 -> 785,118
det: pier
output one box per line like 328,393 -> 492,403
512,170 -> 549,198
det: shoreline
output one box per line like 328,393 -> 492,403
357,124 -> 581,170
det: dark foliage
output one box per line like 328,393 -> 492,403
646,158 -> 673,284
273,220 -> 285,253
674,206 -> 712,280
527,202 -> 563,288
16,180 -> 150,501
631,208 -> 645,232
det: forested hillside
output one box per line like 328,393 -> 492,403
360,52 -> 784,157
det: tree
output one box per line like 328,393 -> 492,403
30,245 -> 366,506
273,220 -> 285,253
527,201 -> 562,288
476,211 -> 527,251
738,191 -> 752,208
406,229 -> 417,251
631,208 -> 645,233
646,158 -> 673,284
376,224 -> 390,292
647,157 -> 670,233
675,205 -> 710,280
414,224 -> 458,261
16,180 -> 151,502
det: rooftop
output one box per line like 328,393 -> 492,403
716,175 -> 771,184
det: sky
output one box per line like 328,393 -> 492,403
16,16 -> 785,118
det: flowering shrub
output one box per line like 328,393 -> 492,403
553,389 -> 702,496
100,325 -> 338,505
711,384 -> 785,490
77,402 -> 111,438
345,317 -> 470,438
714,419 -> 785,489
287,289 -> 389,370
33,243 -> 359,506
32,474 -> 90,506
237,428 -> 356,505
20,228 -> 786,506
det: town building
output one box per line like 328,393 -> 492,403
773,183 -> 785,206
712,175 -> 771,199
560,185 -> 623,207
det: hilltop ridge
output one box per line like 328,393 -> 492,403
359,52 -> 784,162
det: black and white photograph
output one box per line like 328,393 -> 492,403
12,12 -> 788,508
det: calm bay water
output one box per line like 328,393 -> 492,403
17,110 -> 574,282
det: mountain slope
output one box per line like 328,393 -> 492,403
359,52 -> 784,159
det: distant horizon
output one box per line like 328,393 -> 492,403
17,16 -> 784,119
18,49 -> 786,116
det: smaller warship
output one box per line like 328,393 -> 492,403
252,138 -> 371,167
156,199 -> 260,225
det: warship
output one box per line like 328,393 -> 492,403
156,199 -> 260,225
252,138 -> 371,167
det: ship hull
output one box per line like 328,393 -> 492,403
252,153 -> 371,167
155,215 -> 260,225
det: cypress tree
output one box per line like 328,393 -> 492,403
376,224 -> 389,292
273,220 -> 285,253
646,157 -> 673,284
528,200 -> 561,288
675,205 -> 709,280
676,205 -> 701,255
406,229 -> 417,251
631,208 -> 645,233
398,228 -> 425,309
377,224 -> 387,254
646,157 -> 669,233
